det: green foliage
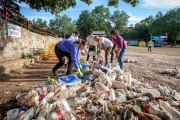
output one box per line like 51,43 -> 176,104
16,0 -> 139,15
136,22 -> 150,38
25,53 -> 34,59
29,18 -> 48,33
110,10 -> 130,33
49,14 -> 76,38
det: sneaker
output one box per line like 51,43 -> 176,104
52,70 -> 57,76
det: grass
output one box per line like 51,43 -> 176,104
127,45 -> 180,56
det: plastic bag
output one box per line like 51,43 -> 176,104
58,75 -> 81,86
82,74 -> 94,81
112,81 -> 127,89
141,88 -> 161,97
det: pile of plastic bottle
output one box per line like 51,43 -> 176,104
4,59 -> 180,120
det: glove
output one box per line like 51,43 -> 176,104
87,46 -> 88,49
77,69 -> 83,78
79,65 -> 83,73
94,46 -> 97,51
116,51 -> 120,57
110,49 -> 113,53
97,49 -> 102,54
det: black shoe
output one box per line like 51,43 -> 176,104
52,70 -> 57,76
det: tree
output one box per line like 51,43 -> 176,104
130,24 -> 133,27
0,0 -> 26,26
76,10 -> 97,39
91,5 -> 111,34
15,0 -> 139,15
110,10 -> 130,33
136,22 -> 150,39
49,14 -> 76,38
29,18 -> 48,34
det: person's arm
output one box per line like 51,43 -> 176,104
112,38 -> 116,51
71,47 -> 80,70
117,36 -> 123,50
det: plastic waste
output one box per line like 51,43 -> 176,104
174,92 -> 180,101
93,69 -> 105,77
53,89 -> 76,100
82,74 -> 94,81
92,61 -> 103,69
95,82 -> 109,93
36,116 -> 46,120
115,95 -> 127,103
47,85 -> 56,92
136,96 -> 151,102
100,92 -> 109,100
102,103 -> 109,113
158,85 -> 170,96
109,89 -> 115,103
55,84 -> 67,93
73,97 -> 87,106
26,96 -> 39,107
39,86 -> 47,96
7,108 -> 19,120
58,75 -> 81,86
159,101 -> 180,119
145,105 -> 161,115
47,109 -> 63,120
16,107 -> 36,120
16,94 -> 26,101
18,106 -> 30,115
38,109 -> 49,119
91,106 -> 99,115
56,98 -> 76,120
89,51 -> 97,56
134,105 -> 142,112
112,81 -> 127,89
114,65 -> 123,75
81,63 -> 87,69
141,88 -> 161,97
104,63 -> 113,69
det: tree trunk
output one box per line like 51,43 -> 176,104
174,40 -> 176,46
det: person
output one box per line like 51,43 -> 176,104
94,36 -> 113,65
110,30 -> 127,70
68,31 -> 79,41
148,39 -> 153,52
86,32 -> 98,61
52,39 -> 86,77
110,39 -> 118,63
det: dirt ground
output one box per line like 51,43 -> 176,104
0,50 -> 180,119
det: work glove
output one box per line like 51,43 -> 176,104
110,49 -> 113,54
79,65 -> 83,73
77,69 -> 83,78
87,46 -> 88,49
97,49 -> 102,54
94,46 -> 97,51
116,51 -> 120,57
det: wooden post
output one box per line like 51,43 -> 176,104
3,7 -> 7,21
26,21 -> 29,30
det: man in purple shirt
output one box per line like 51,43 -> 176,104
110,30 -> 127,70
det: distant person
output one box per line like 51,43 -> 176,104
171,43 -> 173,47
110,30 -> 127,70
52,39 -> 86,78
94,36 -> 113,65
86,32 -> 98,61
148,39 -> 153,52
68,31 -> 79,41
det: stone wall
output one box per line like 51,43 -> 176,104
0,19 -> 61,63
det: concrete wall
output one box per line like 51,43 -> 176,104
0,19 -> 61,63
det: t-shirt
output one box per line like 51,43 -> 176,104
68,34 -> 78,41
87,36 -> 98,46
99,37 -> 113,48
149,41 -> 153,46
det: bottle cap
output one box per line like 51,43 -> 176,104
111,100 -> 114,103
41,86 -> 44,89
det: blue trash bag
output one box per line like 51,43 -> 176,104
81,63 -> 87,69
82,74 -> 94,81
58,75 -> 79,84
35,84 -> 46,89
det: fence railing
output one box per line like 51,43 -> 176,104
0,4 -> 58,38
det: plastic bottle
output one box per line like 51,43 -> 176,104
39,86 -> 47,96
27,96 -> 39,107
100,92 -> 109,100
36,116 -> 46,120
160,101 -> 180,119
47,85 -> 56,92
43,92 -> 55,102
95,82 -> 109,93
136,96 -> 151,102
112,81 -> 127,89
18,106 -> 30,115
115,95 -> 127,103
109,89 -> 115,103
7,108 -> 19,120
38,109 -> 49,119
145,105 -> 161,115
47,109 -> 63,120
93,69 -> 105,77
16,107 -> 36,120
114,65 -> 123,75
141,88 -> 161,97
73,97 -> 87,106
24,90 -> 38,100
174,92 -> 180,101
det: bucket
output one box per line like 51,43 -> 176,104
7,108 -> 19,120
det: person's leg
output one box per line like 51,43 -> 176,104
118,48 -> 127,70
64,53 -> 73,75
53,45 -> 65,74
86,47 -> 90,61
87,46 -> 93,61
148,46 -> 149,52
105,47 -> 112,65
92,46 -> 96,61
150,46 -> 152,52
